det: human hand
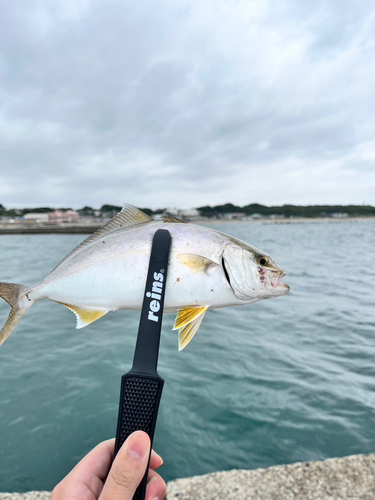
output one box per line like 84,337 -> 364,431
51,431 -> 166,500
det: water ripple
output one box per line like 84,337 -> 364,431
0,222 -> 374,491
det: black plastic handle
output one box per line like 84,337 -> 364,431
114,229 -> 171,500
114,373 -> 164,500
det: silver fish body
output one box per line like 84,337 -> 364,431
0,205 -> 289,349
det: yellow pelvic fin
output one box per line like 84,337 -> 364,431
173,305 -> 208,330
172,306 -> 208,351
178,312 -> 207,351
56,302 -> 108,329
177,254 -> 218,274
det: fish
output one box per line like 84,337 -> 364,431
0,204 -> 290,350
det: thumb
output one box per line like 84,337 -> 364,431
99,431 -> 150,500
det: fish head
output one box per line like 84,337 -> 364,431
222,242 -> 290,302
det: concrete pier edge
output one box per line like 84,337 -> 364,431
1,453 -> 374,500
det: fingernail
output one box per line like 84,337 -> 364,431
154,451 -> 163,465
151,497 -> 159,500
127,431 -> 150,460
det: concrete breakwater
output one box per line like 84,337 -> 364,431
0,223 -> 102,235
1,453 -> 374,500
0,217 -> 374,235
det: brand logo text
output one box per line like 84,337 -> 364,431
147,271 -> 164,322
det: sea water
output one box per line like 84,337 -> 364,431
0,220 -> 374,492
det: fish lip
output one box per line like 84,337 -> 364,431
277,282 -> 290,294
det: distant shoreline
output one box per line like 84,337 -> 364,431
200,216 -> 375,225
0,224 -> 102,235
0,217 -> 374,235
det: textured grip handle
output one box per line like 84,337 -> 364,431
114,373 -> 164,500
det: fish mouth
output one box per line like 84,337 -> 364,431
270,271 -> 285,288
270,271 -> 290,294
260,269 -> 289,292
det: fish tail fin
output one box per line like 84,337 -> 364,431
0,283 -> 32,346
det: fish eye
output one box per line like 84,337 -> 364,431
257,255 -> 269,266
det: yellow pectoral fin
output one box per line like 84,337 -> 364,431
56,302 -> 108,329
177,254 -> 218,274
178,312 -> 206,351
173,305 -> 208,330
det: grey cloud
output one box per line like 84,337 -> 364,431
0,0 -> 374,209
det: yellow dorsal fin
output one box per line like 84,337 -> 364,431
56,302 -> 108,329
96,204 -> 152,234
163,215 -> 186,223
173,305 -> 208,330
177,310 -> 207,351
53,205 -> 152,270
177,254 -> 218,274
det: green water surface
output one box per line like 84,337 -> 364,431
0,220 -> 374,491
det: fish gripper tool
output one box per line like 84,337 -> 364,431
114,228 -> 171,500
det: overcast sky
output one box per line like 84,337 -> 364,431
0,0 -> 374,210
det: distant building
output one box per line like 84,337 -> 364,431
331,212 -> 348,218
224,212 -> 247,220
24,213 -> 49,223
154,208 -> 200,221
179,209 -> 200,221
24,211 -> 80,223
48,210 -> 80,224
163,208 -> 180,217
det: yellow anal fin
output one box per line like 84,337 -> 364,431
177,254 -> 218,274
173,305 -> 208,330
177,312 -> 206,351
56,302 -> 108,329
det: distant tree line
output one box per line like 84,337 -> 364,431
0,205 -> 72,217
197,203 -> 375,218
1,202 -> 374,218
